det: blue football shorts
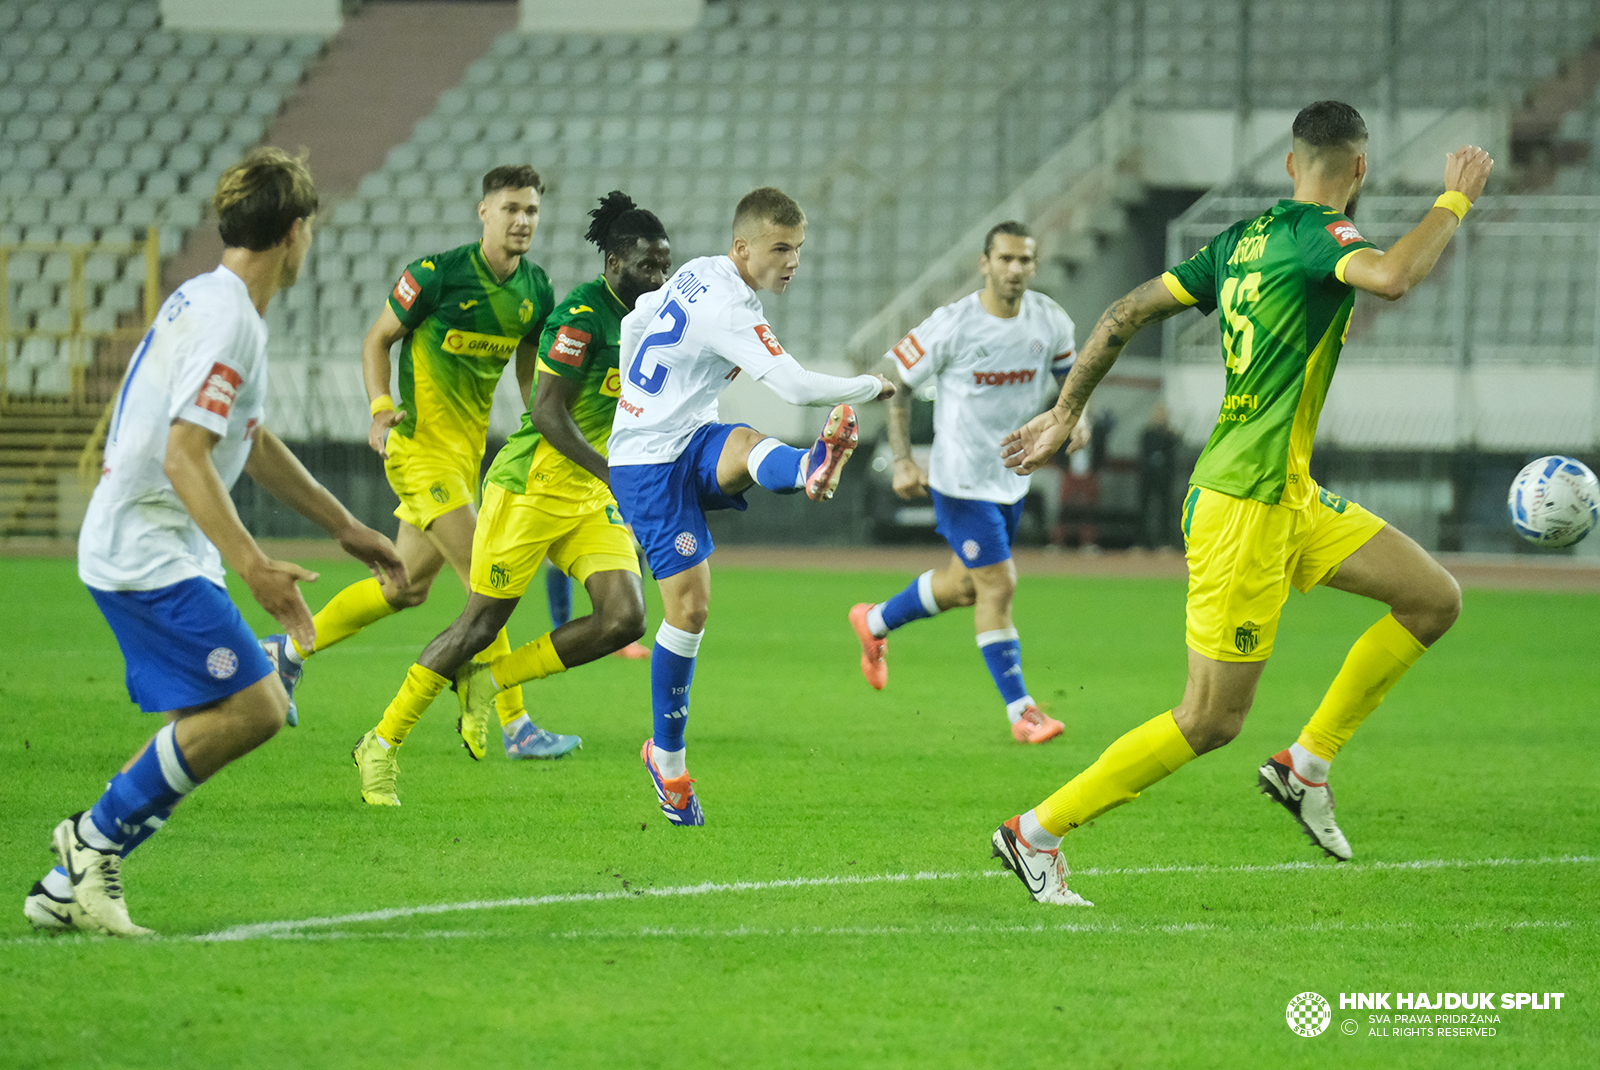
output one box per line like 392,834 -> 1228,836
89,576 -> 275,713
932,489 -> 1026,569
610,422 -> 752,581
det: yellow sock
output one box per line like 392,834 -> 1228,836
375,664 -> 449,747
297,577 -> 397,658
488,629 -> 566,708
474,627 -> 532,729
1035,711 -> 1198,837
1297,613 -> 1426,761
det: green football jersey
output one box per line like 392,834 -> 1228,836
386,242 -> 554,463
1165,200 -> 1375,508
485,276 -> 628,505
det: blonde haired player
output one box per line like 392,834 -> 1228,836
27,149 -> 404,934
608,187 -> 896,825
259,166 -> 565,752
991,102 -> 1492,905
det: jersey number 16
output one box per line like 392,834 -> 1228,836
1219,271 -> 1261,375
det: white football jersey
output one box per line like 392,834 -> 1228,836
888,289 -> 1075,504
608,255 -> 878,465
79,266 -> 269,591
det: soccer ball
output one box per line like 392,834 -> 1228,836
1507,456 -> 1600,548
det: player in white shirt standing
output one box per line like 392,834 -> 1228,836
24,149 -> 405,936
847,222 -> 1083,743
609,187 -> 895,825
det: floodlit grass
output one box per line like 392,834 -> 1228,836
1,555 -> 1595,1069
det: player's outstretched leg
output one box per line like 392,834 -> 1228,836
741,403 -> 858,503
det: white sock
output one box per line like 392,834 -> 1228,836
1005,696 -> 1034,725
1018,809 -> 1061,851
41,867 -> 72,898
76,813 -> 119,852
1289,742 -> 1329,784
375,735 -> 393,750
282,639 -> 305,666
502,713 -> 531,739
654,745 -> 687,779
866,604 -> 888,638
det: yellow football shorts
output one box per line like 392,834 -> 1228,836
384,431 -> 481,531
470,481 -> 640,599
1182,480 -> 1387,662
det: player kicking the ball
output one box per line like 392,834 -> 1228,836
25,150 -> 404,934
990,102 -> 1492,905
608,187 -> 895,825
353,193 -> 671,804
848,222 -> 1080,743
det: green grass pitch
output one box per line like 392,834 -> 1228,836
0,554 -> 1595,1069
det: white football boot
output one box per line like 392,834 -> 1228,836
990,817 -> 1092,906
1258,749 -> 1353,861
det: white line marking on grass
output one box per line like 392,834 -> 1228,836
229,918 -> 1580,944
190,854 -> 1596,944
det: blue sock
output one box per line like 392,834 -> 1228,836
747,437 -> 806,495
118,806 -> 174,858
977,629 -> 1030,707
650,622 -> 702,751
545,565 -> 572,627
88,723 -> 198,847
879,570 -> 940,632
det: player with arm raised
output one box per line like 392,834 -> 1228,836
25,149 -> 405,935
352,193 -> 671,804
257,166 -> 555,743
989,101 -> 1493,905
608,187 -> 895,826
847,222 -> 1082,743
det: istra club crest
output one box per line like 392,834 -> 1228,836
489,563 -> 510,589
519,297 -> 534,323
430,483 -> 450,503
1234,620 -> 1261,655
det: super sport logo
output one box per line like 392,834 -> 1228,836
892,333 -> 925,370
194,362 -> 242,417
755,325 -> 785,357
547,325 -> 591,367
392,270 -> 421,310
1326,221 -> 1366,247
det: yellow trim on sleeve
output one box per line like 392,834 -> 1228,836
1161,272 -> 1199,306
1334,249 -> 1366,285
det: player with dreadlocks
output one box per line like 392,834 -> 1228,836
353,192 -> 673,803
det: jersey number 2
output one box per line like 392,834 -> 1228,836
627,299 -> 687,396
1219,271 -> 1261,375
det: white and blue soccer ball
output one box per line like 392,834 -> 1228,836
1507,456 -> 1600,548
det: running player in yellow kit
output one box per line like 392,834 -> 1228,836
258,166 -> 561,747
990,102 -> 1493,905
351,193 -> 671,804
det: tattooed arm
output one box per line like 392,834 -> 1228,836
1001,277 -> 1188,475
